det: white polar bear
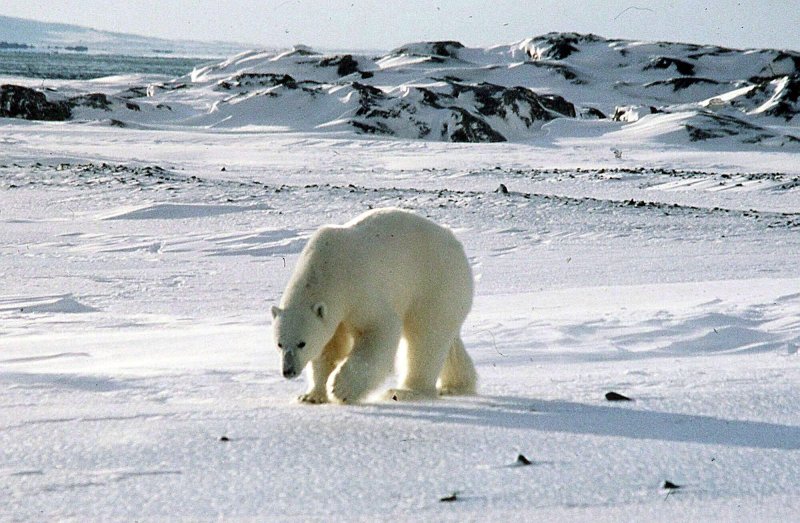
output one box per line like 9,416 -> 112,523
271,207 -> 477,404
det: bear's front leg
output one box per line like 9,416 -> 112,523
328,320 -> 401,404
298,357 -> 334,404
298,322 -> 351,404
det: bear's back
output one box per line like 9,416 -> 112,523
343,208 -> 470,295
345,208 -> 463,256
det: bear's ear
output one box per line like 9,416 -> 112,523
271,306 -> 282,319
313,302 -> 326,320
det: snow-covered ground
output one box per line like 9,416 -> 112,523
2,42 -> 800,520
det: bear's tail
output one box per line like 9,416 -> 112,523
437,336 -> 477,395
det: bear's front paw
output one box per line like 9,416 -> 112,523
328,368 -> 369,404
297,390 -> 329,404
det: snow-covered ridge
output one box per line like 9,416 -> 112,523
1,32 -> 798,146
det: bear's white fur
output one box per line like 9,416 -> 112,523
271,207 -> 477,404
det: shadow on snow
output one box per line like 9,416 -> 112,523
361,395 -> 800,450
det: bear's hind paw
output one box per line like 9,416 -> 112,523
438,384 -> 476,397
384,388 -> 437,402
297,391 -> 329,404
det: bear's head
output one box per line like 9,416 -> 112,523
271,302 -> 332,379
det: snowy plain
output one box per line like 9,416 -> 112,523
2,39 -> 800,521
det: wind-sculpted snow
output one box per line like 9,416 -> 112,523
101,203 -> 272,220
1,33 -> 799,145
0,294 -> 98,314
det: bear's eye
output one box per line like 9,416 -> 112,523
297,342 -> 306,349
277,343 -> 283,349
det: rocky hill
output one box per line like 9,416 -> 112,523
2,33 -> 798,146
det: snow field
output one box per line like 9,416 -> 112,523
1,118 -> 799,520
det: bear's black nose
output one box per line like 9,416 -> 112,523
282,367 -> 298,379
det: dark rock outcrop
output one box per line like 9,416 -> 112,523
446,107 -> 506,142
581,106 -> 607,119
448,82 -> 575,123
0,84 -> 70,120
645,77 -> 720,91
68,93 -> 112,110
342,80 -> 576,142
390,41 -> 465,60
218,73 -> 298,91
318,54 -> 360,76
645,57 -> 696,76
527,33 -> 605,60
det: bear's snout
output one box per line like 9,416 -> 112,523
282,354 -> 299,379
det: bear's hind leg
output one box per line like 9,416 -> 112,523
328,319 -> 401,404
391,327 -> 456,401
299,322 -> 351,404
437,336 -> 477,396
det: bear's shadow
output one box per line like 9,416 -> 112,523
360,395 -> 800,450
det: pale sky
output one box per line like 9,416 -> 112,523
2,0 -> 799,51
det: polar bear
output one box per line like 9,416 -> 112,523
270,207 -> 477,404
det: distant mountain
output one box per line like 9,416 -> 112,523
1,32 -> 799,148
0,15 -> 255,57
